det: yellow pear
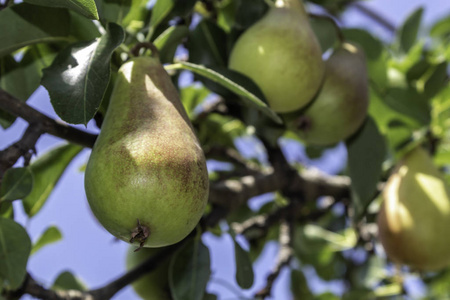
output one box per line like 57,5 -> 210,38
377,147 -> 450,271
228,0 -> 324,113
84,54 -> 209,248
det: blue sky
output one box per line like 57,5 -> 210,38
2,1 -> 450,299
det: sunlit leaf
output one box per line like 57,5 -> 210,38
24,0 -> 99,20
52,270 -> 87,291
165,62 -> 281,124
154,25 -> 189,64
0,3 -> 70,57
42,22 -> 124,124
31,226 -> 63,255
22,144 -> 83,217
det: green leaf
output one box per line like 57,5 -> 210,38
0,168 -> 33,202
233,0 -> 268,30
317,292 -> 340,300
69,10 -> 101,41
169,238 -> 211,300
165,62 -> 282,124
96,0 -> 132,24
229,230 -> 254,289
202,293 -> 218,300
188,19 -> 227,67
154,25 -> 189,64
0,55 -> 29,102
0,218 -> 31,290
383,87 -> 431,125
42,22 -> 124,125
397,7 -> 424,53
170,0 -> 197,18
350,255 -> 385,289
430,16 -> 450,38
343,28 -> 383,60
23,143 -> 83,217
0,43 -> 57,129
424,62 -> 448,99
346,117 -> 386,219
52,270 -> 87,291
302,225 -> 357,251
406,58 -> 430,82
0,3 -> 70,57
216,0 -> 238,33
0,44 -> 56,128
198,114 -> 246,149
293,224 -> 347,280
0,202 -> 14,219
310,17 -> 338,53
122,0 -> 149,27
148,0 -> 175,39
291,269 -> 314,300
23,0 -> 99,20
31,226 -> 63,255
373,283 -> 402,297
179,85 -> 210,120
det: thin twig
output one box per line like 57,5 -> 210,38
352,2 -> 396,34
209,167 -> 351,211
0,124 -> 43,180
231,203 -> 296,240
5,238 -> 184,300
254,220 -> 294,299
0,90 -> 97,148
4,202 -> 231,300
205,146 -> 266,176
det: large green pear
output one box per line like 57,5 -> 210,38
126,247 -> 172,300
228,0 -> 324,113
377,147 -> 450,271
84,55 -> 209,248
286,43 -> 369,146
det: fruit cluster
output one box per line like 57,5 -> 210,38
83,3 -> 450,299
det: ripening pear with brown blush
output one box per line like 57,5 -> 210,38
287,42 -> 369,146
84,54 -> 209,248
377,147 -> 450,271
228,0 -> 325,113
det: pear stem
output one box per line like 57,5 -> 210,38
275,0 -> 306,14
130,42 -> 160,59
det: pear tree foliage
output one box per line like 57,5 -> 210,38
0,0 -> 450,299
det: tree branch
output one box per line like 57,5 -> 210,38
0,90 -> 97,148
205,146 -> 265,176
255,219 -> 294,299
5,202 -> 230,300
6,239 -> 184,300
0,124 -> 43,179
352,2 -> 396,34
209,167 -> 351,211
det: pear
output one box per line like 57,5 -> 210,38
228,0 -> 324,113
84,55 -> 209,248
126,247 -> 172,300
377,147 -> 450,271
287,42 -> 369,146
